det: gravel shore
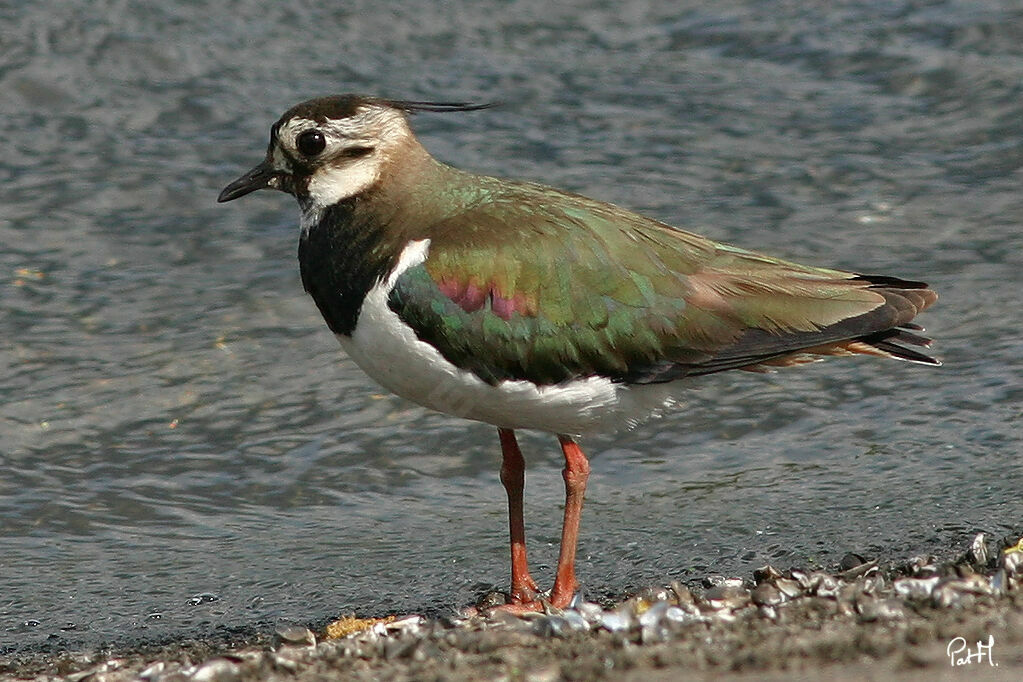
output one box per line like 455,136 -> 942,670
4,534 -> 1022,681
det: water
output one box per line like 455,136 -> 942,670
1,0 -> 1021,652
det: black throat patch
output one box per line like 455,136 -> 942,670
298,200 -> 401,337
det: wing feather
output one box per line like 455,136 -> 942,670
387,180 -> 937,386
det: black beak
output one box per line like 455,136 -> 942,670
217,160 -> 280,203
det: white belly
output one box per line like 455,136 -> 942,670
337,239 -> 676,435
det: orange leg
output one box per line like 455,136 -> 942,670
498,428 -> 540,604
549,434 -> 590,608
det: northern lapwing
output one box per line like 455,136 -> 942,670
219,95 -> 938,611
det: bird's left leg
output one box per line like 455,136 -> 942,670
548,434 -> 590,608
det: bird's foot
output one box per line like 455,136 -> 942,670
470,584 -> 579,616
485,589 -> 579,614
467,585 -> 548,616
509,575 -> 541,605
484,599 -> 548,615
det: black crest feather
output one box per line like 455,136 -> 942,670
383,99 -> 498,113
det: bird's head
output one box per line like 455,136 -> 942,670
217,94 -> 490,213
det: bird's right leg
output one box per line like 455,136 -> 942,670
498,428 -> 540,604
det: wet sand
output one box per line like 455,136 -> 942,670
4,535 -> 1021,681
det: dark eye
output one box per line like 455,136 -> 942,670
296,130 -> 326,157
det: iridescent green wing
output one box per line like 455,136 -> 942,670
388,181 -> 927,386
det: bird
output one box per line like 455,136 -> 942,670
218,94 -> 938,612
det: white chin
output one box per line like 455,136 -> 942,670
307,160 -> 379,206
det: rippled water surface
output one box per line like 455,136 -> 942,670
1,0 -> 1021,651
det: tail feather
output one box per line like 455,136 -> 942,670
852,274 -> 939,366
888,329 -> 932,346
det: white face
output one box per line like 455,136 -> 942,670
272,105 -> 412,210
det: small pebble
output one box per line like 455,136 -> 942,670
894,576 -> 941,600
670,581 -> 698,611
1003,548 -> 1023,576
476,590 -> 509,609
838,559 -> 879,580
774,577 -> 803,599
524,663 -> 561,682
186,593 -> 220,607
839,552 -> 869,572
861,574 -> 886,595
560,609 -> 590,631
751,583 -> 783,606
637,600 -> 671,628
856,596 -> 905,621
969,532 -> 988,566
139,662 -> 167,680
533,615 -> 572,638
662,605 -> 691,625
383,637 -> 418,661
632,586 -> 674,604
386,615 -> 426,637
905,556 -> 940,577
598,609 -> 634,632
753,564 -> 783,583
275,623 -> 315,646
811,572 -> 841,598
702,574 -> 727,588
575,601 -> 604,624
703,582 -> 750,609
190,658 -> 239,682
